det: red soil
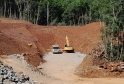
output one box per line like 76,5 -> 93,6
0,18 -> 46,66
0,18 -> 104,66
29,22 -> 104,54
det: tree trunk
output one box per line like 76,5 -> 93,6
15,0 -> 23,19
9,0 -> 12,18
78,13 -> 80,26
4,0 -> 7,17
20,4 -> 22,20
73,16 -> 75,26
23,2 -> 26,20
84,13 -> 87,25
69,20 -> 71,26
110,6 -> 115,61
120,29 -> 124,61
89,10 -> 91,23
110,30 -> 113,61
36,6 -> 40,25
27,2 -> 30,21
14,6 -> 16,19
117,27 -> 119,61
106,35 -> 108,60
82,13 -> 84,26
0,3 -> 3,17
47,2 -> 49,25
34,8 -> 36,24
17,3 -> 22,20
117,0 -> 122,61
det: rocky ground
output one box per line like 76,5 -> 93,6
0,56 -> 36,84
0,54 -> 64,84
76,42 -> 124,78
1,53 -> 124,84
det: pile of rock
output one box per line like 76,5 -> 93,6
0,60 -> 35,84
100,62 -> 124,72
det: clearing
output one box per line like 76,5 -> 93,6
0,18 -> 124,84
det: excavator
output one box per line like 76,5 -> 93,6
48,36 -> 74,53
64,36 -> 74,53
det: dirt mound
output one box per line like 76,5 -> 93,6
76,42 -> 124,78
0,18 -> 104,67
0,18 -> 31,24
28,22 -> 105,54
0,18 -> 46,66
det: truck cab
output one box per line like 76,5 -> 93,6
52,44 -> 59,54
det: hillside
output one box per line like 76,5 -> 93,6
0,18 -> 104,66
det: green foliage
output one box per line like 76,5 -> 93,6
121,54 -> 124,61
97,0 -> 124,62
0,0 -> 100,25
57,22 -> 66,26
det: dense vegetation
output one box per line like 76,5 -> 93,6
0,0 -> 124,62
0,0 -> 95,25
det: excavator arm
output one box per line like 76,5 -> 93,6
66,36 -> 69,46
64,36 -> 74,52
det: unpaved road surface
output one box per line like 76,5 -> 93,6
40,52 -> 86,80
1,53 -> 124,84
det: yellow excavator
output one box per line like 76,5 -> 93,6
64,36 -> 74,53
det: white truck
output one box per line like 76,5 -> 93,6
52,44 -> 59,54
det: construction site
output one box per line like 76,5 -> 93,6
0,18 -> 124,84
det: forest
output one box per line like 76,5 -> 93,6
0,0 -> 104,26
0,0 -> 124,62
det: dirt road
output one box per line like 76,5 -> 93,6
40,52 -> 86,80
1,53 -> 124,84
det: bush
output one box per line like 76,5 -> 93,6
57,22 -> 66,26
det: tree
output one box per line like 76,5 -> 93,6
96,0 -> 124,61
47,2 -> 49,25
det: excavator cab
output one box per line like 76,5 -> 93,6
65,44 -> 67,47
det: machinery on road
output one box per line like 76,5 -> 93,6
47,44 -> 63,54
52,44 -> 59,54
64,36 -> 74,53
47,36 -> 74,53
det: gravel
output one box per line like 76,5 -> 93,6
40,52 -> 86,80
0,55 -> 36,84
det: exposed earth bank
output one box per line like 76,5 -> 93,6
0,18 -> 124,84
0,18 -> 104,66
